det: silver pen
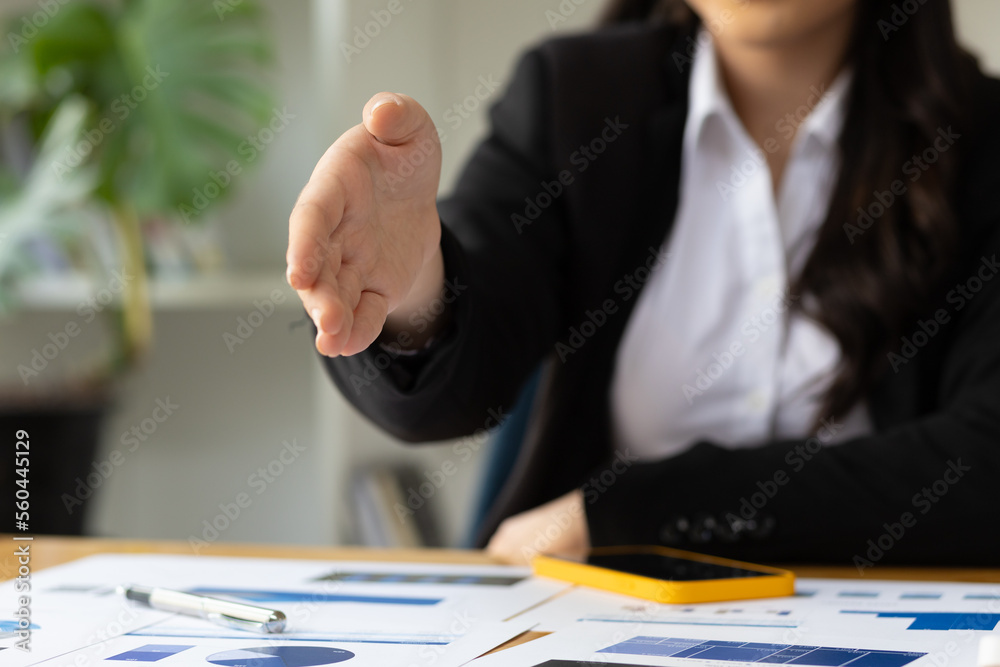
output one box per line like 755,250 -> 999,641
119,584 -> 286,634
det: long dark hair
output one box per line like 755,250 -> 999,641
602,0 -> 978,422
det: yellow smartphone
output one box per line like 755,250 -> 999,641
532,545 -> 795,604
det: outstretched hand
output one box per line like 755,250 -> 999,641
287,92 -> 444,357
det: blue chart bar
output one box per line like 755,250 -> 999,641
186,587 -> 440,606
313,570 -> 525,586
0,620 -> 39,637
107,644 -> 194,662
842,611 -> 1000,631
599,636 -> 925,667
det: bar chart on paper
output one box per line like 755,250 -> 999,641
472,577 -> 1000,667
598,636 -> 926,667
312,570 -> 525,586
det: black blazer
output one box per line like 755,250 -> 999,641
326,23 -> 1000,565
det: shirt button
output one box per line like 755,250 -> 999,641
755,276 -> 782,300
746,390 -> 769,413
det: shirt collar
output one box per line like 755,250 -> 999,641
800,65 -> 853,150
685,30 -> 853,153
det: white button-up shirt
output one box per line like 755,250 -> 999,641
611,33 -> 872,461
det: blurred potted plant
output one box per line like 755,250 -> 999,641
0,0 -> 274,534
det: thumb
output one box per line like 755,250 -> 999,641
362,92 -> 430,147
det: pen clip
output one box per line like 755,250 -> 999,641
206,611 -> 286,634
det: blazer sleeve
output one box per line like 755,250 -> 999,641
322,48 -> 569,442
585,228 -> 1000,563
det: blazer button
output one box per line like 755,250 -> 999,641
659,515 -> 689,545
714,516 -> 740,542
748,515 -> 776,539
688,513 -> 716,544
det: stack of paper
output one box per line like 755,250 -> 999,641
0,554 -> 565,667
2,554 -> 999,667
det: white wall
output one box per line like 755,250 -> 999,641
953,0 -> 1000,74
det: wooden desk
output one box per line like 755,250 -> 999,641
3,536 -> 999,654
3,535 -> 999,583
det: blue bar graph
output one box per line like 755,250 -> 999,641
599,636 -> 925,667
841,611 -> 1000,631
186,587 -> 440,605
313,570 -> 524,586
107,644 -> 194,662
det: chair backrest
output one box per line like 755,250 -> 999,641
462,365 -> 544,547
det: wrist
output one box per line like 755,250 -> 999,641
383,242 -> 446,345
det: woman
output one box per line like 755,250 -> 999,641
286,0 -> 1000,565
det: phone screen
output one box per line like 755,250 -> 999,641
586,552 -> 769,581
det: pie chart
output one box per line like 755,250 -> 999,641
206,646 -> 355,666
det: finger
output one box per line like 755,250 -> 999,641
335,264 -> 365,319
362,92 -> 429,146
287,177 -> 346,290
319,299 -> 354,357
296,263 -> 349,338
316,320 -> 353,358
341,290 -> 389,357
